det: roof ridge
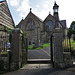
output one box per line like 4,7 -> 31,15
30,11 -> 43,22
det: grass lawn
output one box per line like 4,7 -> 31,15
28,43 -> 50,50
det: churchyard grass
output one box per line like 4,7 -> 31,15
28,45 -> 34,50
28,43 -> 50,50
43,43 -> 50,48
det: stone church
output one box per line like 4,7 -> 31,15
17,2 -> 67,46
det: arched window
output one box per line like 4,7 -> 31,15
26,18 -> 35,30
45,20 -> 54,31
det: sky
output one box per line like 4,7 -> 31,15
1,0 -> 75,27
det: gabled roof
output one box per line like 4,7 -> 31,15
43,13 -> 65,28
44,13 -> 54,22
24,11 -> 43,23
0,0 -> 14,29
18,19 -> 24,27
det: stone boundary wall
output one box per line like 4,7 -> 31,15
63,52 -> 73,67
0,53 -> 10,71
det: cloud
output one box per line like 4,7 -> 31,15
8,0 -> 30,18
9,0 -> 20,7
33,0 -> 53,20
17,0 -> 30,18
8,0 -> 53,20
8,0 -> 73,27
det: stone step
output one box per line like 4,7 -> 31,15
27,59 -> 51,64
21,64 -> 53,69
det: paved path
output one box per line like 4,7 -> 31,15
2,47 -> 75,75
21,64 -> 52,69
2,64 -> 75,75
27,47 -> 51,59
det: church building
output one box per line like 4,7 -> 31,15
17,2 -> 67,46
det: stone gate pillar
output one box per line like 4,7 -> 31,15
11,28 -> 23,70
53,28 -> 65,68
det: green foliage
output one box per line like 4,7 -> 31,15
28,45 -> 34,49
71,40 -> 75,51
70,21 -> 75,30
43,43 -> 50,48
68,21 -> 75,38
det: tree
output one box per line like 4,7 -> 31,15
70,21 -> 75,31
68,21 -> 75,38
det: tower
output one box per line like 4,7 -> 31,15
53,1 -> 59,19
53,2 -> 59,28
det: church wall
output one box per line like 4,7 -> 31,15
17,11 -> 67,46
18,12 -> 44,45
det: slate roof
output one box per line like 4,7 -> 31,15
60,20 -> 66,28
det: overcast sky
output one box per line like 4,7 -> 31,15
3,0 -> 75,27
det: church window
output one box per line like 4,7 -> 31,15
46,20 -> 54,31
26,18 -> 35,30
